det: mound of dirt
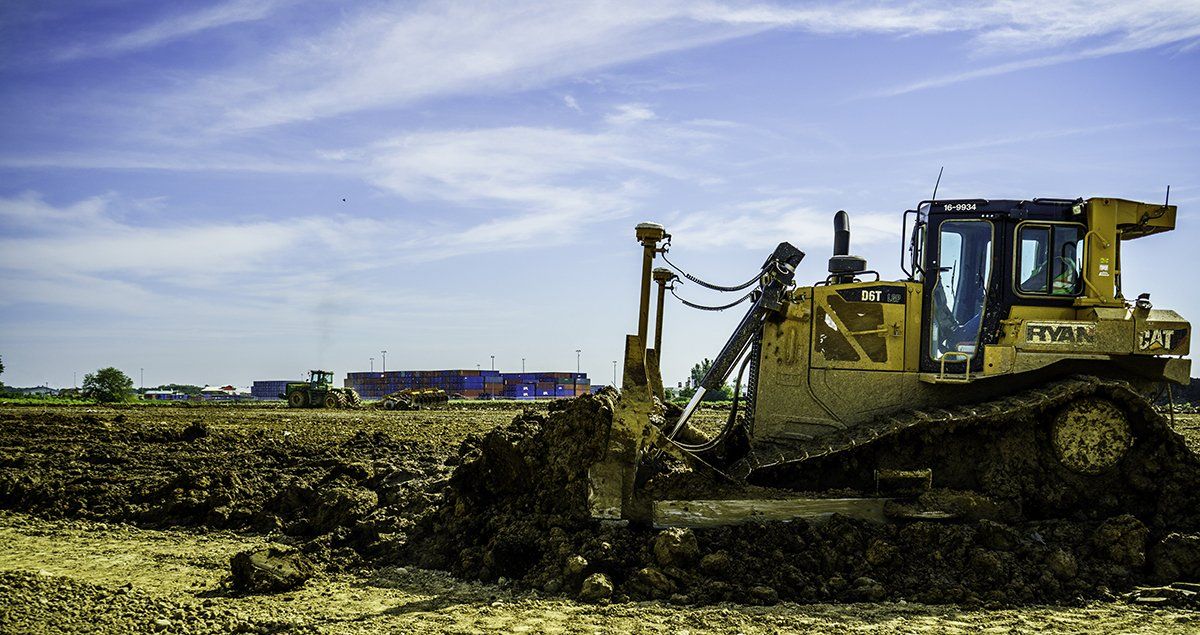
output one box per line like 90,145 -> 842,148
0,409 -> 448,554
400,392 -> 1200,605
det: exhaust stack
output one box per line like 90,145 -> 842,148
827,210 -> 867,284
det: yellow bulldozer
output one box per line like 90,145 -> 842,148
592,196 -> 1190,527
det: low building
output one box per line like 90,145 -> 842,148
11,386 -> 58,397
199,385 -> 247,401
142,390 -> 188,401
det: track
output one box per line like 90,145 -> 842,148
740,376 -> 1200,526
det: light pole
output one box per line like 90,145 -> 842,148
370,357 -> 374,372
381,350 -> 387,373
490,355 -> 495,371
613,360 -> 617,387
522,358 -> 525,373
574,349 -> 581,396
140,368 -> 144,392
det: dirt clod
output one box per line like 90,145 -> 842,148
654,527 -> 699,568
1150,533 -> 1200,582
578,572 -> 613,603
229,546 -> 314,593
1092,515 -> 1149,568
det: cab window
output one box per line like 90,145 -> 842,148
930,220 -> 993,361
1017,224 -> 1082,296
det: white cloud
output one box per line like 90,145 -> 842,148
0,193 -> 472,340
338,120 -> 713,255
606,104 -> 657,126
563,94 -> 582,112
190,1 -> 1200,127
669,196 -> 894,251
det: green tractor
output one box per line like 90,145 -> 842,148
283,370 -> 361,408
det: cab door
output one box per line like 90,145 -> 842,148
922,218 -> 995,374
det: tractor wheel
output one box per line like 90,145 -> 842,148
1051,397 -> 1133,475
324,393 -> 340,408
347,390 -> 362,407
288,390 -> 307,408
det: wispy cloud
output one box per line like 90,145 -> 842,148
606,104 -> 657,126
334,111 -> 714,255
864,1 -> 1200,96
155,1 -> 1197,128
668,195 -> 894,251
53,0 -> 287,62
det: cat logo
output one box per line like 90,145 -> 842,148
1138,328 -> 1186,352
1025,322 -> 1097,346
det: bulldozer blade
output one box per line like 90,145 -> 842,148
589,334 -> 653,522
589,334 -> 724,523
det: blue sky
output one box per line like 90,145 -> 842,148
1,1 -> 1198,388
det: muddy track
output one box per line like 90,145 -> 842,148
753,376 -> 1200,529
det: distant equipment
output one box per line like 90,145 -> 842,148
377,388 -> 450,411
283,370 -> 362,408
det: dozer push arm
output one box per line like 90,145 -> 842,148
672,242 -> 805,435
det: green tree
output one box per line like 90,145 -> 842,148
150,383 -> 203,396
0,354 -> 5,386
682,358 -> 732,402
82,367 -> 134,403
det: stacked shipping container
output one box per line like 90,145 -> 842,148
251,380 -> 300,400
499,372 -> 590,399
343,370 -> 590,400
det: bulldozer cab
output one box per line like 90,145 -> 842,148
909,197 -> 1180,377
308,370 -> 334,387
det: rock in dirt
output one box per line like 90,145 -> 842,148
700,551 -> 731,575
1150,533 -> 1200,582
628,567 -> 676,599
1092,515 -> 1148,568
654,527 -> 699,568
578,572 -> 613,603
230,546 -> 314,593
563,555 -> 588,577
1047,549 -> 1078,580
750,585 -> 779,605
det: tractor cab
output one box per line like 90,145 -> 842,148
308,370 -> 334,387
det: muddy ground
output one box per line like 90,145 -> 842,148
1,401 -> 1199,633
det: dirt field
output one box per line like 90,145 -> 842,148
1,402 -> 1198,633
